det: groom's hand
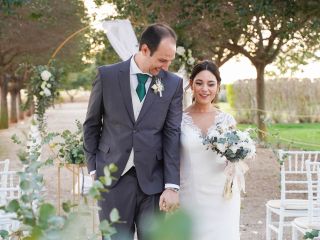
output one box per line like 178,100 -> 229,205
91,174 -> 96,182
159,189 -> 179,212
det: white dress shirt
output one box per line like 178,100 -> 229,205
92,55 -> 179,190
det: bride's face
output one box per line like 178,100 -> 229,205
190,70 -> 219,105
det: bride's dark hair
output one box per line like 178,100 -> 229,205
189,60 -> 221,84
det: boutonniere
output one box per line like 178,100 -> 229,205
151,76 -> 164,97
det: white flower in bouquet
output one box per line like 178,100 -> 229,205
208,128 -> 221,138
237,130 -> 250,141
176,46 -> 186,56
230,144 -> 239,154
40,70 -> 52,81
216,142 -> 227,153
46,83 -> 52,88
43,88 -> 51,97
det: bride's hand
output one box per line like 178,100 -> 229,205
159,189 -> 179,212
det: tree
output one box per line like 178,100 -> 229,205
208,0 -> 320,140
0,0 -> 88,128
99,0 -> 320,140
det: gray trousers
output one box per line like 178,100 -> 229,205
99,167 -> 161,240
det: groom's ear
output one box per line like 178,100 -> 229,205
141,44 -> 150,57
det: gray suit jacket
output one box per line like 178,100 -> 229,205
83,58 -> 183,195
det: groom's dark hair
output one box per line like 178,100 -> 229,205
139,23 -> 177,56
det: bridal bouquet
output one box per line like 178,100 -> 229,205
202,125 -> 256,199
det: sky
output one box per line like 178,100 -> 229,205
219,55 -> 320,84
84,0 -> 320,84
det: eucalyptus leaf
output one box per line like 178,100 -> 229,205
6,199 -> 20,212
109,208 -> 120,222
0,230 -> 9,239
39,203 -> 56,224
109,163 -> 118,173
20,179 -> 32,191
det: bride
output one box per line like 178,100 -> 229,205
179,60 -> 240,240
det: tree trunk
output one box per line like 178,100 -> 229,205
66,90 -> 75,102
255,63 -> 267,141
0,75 -> 9,129
18,90 -> 24,120
10,90 -> 18,123
26,100 -> 34,117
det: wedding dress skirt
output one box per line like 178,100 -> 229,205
180,112 -> 240,240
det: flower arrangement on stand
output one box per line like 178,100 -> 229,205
24,64 -> 60,133
203,126 -> 256,199
56,120 -> 85,165
176,46 -> 196,76
49,120 -> 90,208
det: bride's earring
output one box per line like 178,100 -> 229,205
212,88 -> 220,103
189,81 -> 195,103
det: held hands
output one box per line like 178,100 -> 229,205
159,188 -> 180,212
91,174 -> 96,181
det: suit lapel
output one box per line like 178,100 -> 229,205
118,59 -> 135,124
136,70 -> 165,124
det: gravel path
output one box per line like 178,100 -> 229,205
0,101 -> 287,239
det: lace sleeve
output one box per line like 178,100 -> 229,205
227,113 -> 237,127
219,112 -> 237,129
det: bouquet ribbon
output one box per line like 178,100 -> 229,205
223,161 -> 249,199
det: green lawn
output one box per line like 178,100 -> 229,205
217,102 -> 320,151
238,123 -> 320,151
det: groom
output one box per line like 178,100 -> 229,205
83,23 -> 183,240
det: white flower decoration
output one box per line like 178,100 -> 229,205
187,57 -> 195,65
230,145 -> 239,154
41,81 -> 47,90
176,46 -> 186,56
216,142 -> 227,153
237,130 -> 250,141
40,70 -> 52,81
43,88 -> 51,97
151,77 -> 164,97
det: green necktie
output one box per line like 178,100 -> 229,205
136,73 -> 149,101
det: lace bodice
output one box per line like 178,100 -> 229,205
181,111 -> 236,137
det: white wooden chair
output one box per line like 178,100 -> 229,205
292,160 -> 320,240
266,150 -> 320,240
0,171 -> 21,234
0,159 -> 10,188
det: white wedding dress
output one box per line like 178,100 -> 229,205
180,111 -> 241,240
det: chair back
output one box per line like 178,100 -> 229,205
306,160 -> 320,223
0,171 -> 20,206
278,150 -> 320,205
0,159 -> 10,188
